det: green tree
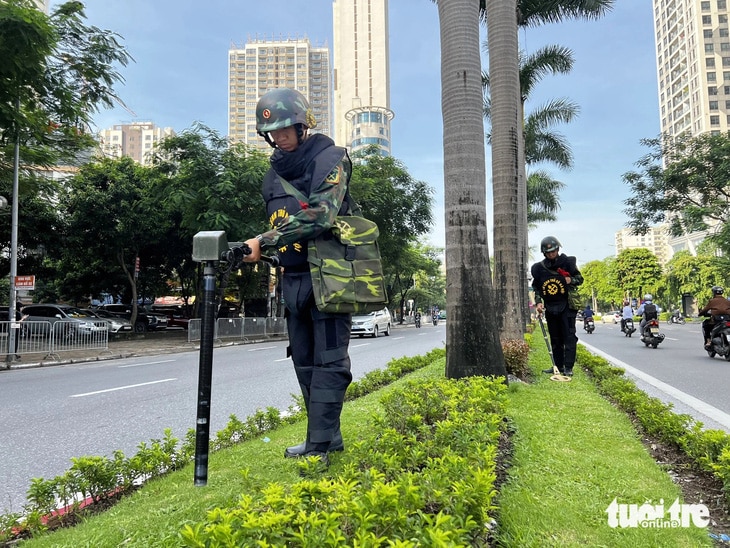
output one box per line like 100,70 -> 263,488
56,157 -> 167,324
578,258 -> 623,311
663,250 -> 728,308
482,2 -> 610,336
349,146 -> 435,304
151,125 -> 271,313
0,0 -> 131,175
435,0 -> 506,379
611,248 -> 662,302
0,0 -> 130,319
527,170 -> 565,225
487,0 -> 524,340
623,132 -> 730,256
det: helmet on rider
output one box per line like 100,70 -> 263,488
540,236 -> 561,255
255,88 -> 317,148
712,285 -> 724,296
643,294 -> 653,302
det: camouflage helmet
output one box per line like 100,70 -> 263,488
255,88 -> 317,133
540,236 -> 561,254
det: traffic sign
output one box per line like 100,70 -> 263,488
14,275 -> 35,290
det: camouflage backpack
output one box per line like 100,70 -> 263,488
279,178 -> 388,314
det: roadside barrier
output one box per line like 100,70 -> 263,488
0,320 -> 109,360
187,317 -> 287,343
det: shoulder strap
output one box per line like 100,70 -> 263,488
541,259 -> 558,275
279,177 -> 308,204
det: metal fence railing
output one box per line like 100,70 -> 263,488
187,317 -> 287,343
0,320 -> 109,360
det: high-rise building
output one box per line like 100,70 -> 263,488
615,226 -> 672,265
651,0 -> 730,255
98,122 -> 175,166
228,38 -> 331,153
33,0 -> 49,13
653,0 -> 730,138
333,0 -> 393,156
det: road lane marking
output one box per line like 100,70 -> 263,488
350,343 -> 370,348
274,358 -> 291,362
581,341 -> 730,430
70,378 -> 177,398
249,346 -> 277,352
118,360 -> 175,368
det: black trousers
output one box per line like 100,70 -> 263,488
545,308 -> 578,372
283,272 -> 352,452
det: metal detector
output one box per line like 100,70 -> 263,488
537,313 -> 572,383
191,231 -> 278,486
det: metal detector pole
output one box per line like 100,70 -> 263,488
191,231 -> 229,487
193,259 -> 217,486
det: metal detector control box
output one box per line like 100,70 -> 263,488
192,231 -> 228,262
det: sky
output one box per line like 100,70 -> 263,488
51,0 -> 660,266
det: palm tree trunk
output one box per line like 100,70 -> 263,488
487,0 -> 523,340
437,0 -> 506,379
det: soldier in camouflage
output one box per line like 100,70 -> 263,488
243,88 -> 352,466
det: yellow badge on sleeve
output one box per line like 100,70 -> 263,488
325,166 -> 342,184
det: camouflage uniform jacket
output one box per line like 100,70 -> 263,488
259,133 -> 352,269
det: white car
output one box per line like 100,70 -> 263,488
601,311 -> 622,324
351,308 -> 392,338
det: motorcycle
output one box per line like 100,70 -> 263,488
621,318 -> 636,337
583,317 -> 595,334
432,314 -> 439,326
667,310 -> 686,325
705,314 -> 730,360
414,314 -> 421,328
640,319 -> 665,348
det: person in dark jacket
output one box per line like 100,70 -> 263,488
531,236 -> 584,376
698,285 -> 730,350
242,88 -> 352,466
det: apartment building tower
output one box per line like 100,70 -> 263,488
652,0 -> 730,254
615,226 -> 673,266
98,122 -> 175,166
654,0 -> 730,137
333,0 -> 393,156
228,38 -> 331,153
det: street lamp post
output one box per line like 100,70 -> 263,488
6,117 -> 20,366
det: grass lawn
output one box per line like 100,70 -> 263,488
20,344 -> 714,547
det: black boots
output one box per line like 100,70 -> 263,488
284,434 -> 344,458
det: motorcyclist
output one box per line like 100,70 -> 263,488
636,294 -> 658,336
698,286 -> 730,350
414,308 -> 422,328
582,305 -> 594,330
621,300 -> 634,332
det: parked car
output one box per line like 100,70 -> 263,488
351,307 -> 392,338
150,304 -> 190,330
20,304 -> 109,339
82,308 -> 133,334
96,304 -> 159,333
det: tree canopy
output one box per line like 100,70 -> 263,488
624,132 -> 730,256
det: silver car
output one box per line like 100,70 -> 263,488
20,304 -> 109,339
82,309 -> 133,333
351,307 -> 392,338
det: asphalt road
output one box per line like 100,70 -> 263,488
0,322 -> 445,514
576,318 -> 730,433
